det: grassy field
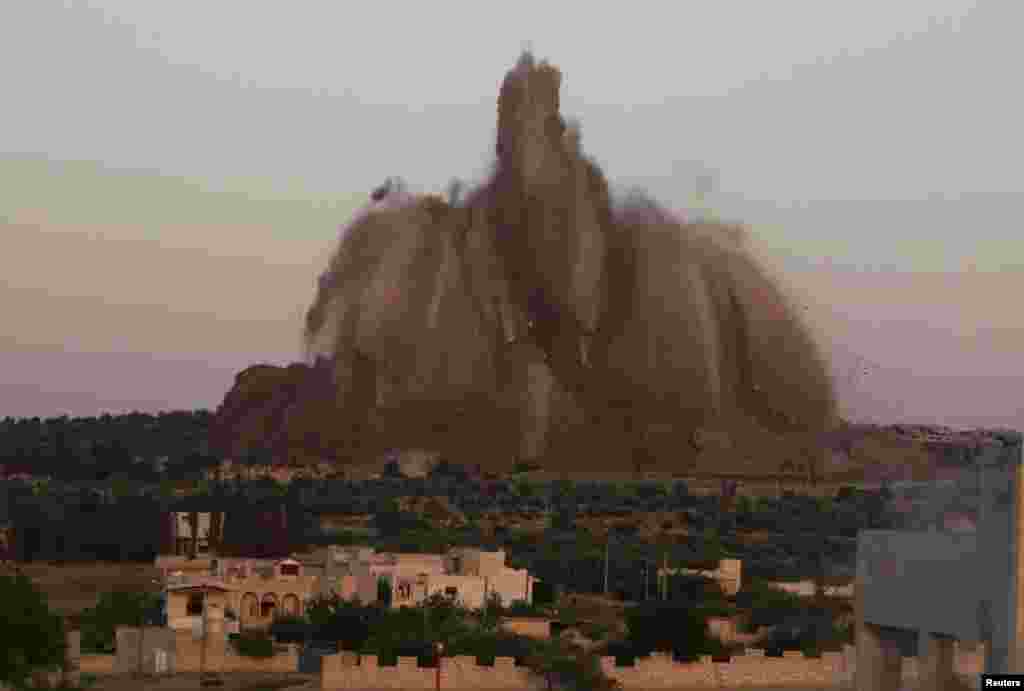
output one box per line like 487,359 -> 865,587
1,561 -> 163,615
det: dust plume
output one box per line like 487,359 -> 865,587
301,52 -> 837,475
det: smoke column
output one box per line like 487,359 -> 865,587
302,53 -> 837,475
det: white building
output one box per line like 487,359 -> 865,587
328,546 -> 537,610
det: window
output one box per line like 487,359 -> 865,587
243,595 -> 259,618
186,593 -> 204,616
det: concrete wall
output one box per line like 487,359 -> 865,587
174,629 -> 299,674
321,644 -> 983,690
322,654 -> 530,690
114,626 -> 178,675
80,654 -> 115,675
453,548 -> 483,577
353,563 -> 379,604
111,626 -> 298,676
487,569 -> 534,605
858,529 -> 982,640
477,550 -> 507,578
394,553 -> 447,574
856,436 -> 1024,680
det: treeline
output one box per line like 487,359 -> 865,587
0,467 -> 894,595
0,411 -> 217,482
1,480 -> 317,562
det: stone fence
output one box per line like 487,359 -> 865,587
88,626 -> 302,677
321,644 -> 986,689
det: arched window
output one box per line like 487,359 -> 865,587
240,593 -> 259,618
282,594 -> 300,616
260,594 -> 278,618
186,593 -> 204,616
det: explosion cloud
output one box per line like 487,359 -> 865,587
301,53 -> 837,476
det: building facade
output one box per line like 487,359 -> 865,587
156,545 -> 539,635
855,433 -> 1024,690
325,546 -> 536,610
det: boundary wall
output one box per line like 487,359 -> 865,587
321,644 -> 985,689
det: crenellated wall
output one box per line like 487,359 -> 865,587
322,653 -> 530,690
320,644 -> 985,689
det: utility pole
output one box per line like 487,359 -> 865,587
603,533 -> 610,597
199,585 -> 207,684
137,610 -> 145,677
662,552 -> 668,601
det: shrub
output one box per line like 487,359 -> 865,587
314,602 -> 379,651
735,579 -> 806,629
79,589 -> 163,654
580,621 -> 612,641
234,630 -> 274,657
625,602 -> 720,662
525,640 -> 619,691
504,599 -> 548,617
269,615 -> 311,643
602,639 -> 637,665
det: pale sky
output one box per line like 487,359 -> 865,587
2,0 -> 1022,429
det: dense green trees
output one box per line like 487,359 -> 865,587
0,411 -> 214,482
6,488 -> 165,562
78,590 -> 164,653
293,592 -> 616,690
1,411 -> 888,602
624,601 -> 725,661
0,570 -> 67,689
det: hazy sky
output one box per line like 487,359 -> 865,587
2,1 -> 1022,429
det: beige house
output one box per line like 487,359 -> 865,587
161,557 -> 320,630
330,547 -> 537,610
215,557 -> 319,628
156,544 -> 538,634
164,578 -> 234,633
